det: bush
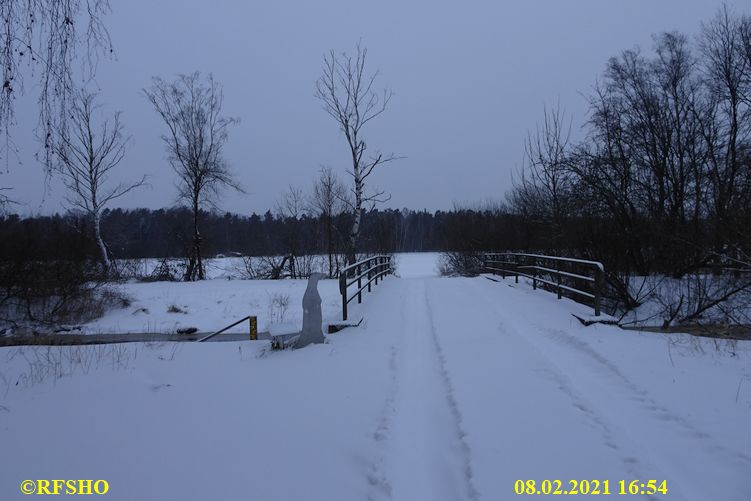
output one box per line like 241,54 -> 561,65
0,259 -> 125,327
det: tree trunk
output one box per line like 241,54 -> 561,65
326,213 -> 334,278
186,196 -> 204,281
348,169 -> 363,265
92,209 -> 110,273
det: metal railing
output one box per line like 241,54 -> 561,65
198,315 -> 258,342
339,255 -> 393,320
483,252 -> 605,316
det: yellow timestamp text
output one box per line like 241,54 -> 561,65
514,479 -> 668,496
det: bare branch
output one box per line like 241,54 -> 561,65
143,72 -> 240,280
315,41 -> 400,263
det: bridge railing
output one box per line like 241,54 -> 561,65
339,255 -> 393,321
483,252 -> 604,316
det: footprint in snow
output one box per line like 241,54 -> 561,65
150,384 -> 172,392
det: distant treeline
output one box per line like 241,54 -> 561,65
0,207 -> 535,260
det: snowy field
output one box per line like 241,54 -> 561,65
72,253 -> 441,335
1,252 -> 750,500
84,278 -> 343,335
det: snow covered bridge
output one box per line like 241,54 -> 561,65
1,256 -> 749,500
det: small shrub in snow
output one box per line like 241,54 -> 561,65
7,344 -> 137,388
167,304 -> 186,314
140,258 -> 185,282
267,292 -> 290,324
438,251 -> 483,277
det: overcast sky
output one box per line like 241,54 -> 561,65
2,0 -> 747,216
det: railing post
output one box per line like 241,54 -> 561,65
532,258 -> 537,290
357,264 -> 362,304
594,267 -> 602,317
514,255 -> 519,283
249,315 -> 258,340
339,272 -> 348,321
368,260 -> 372,293
375,257 -> 379,285
556,264 -> 562,299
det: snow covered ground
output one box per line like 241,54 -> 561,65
71,253 -> 441,335
84,278 -> 343,335
1,252 -> 749,500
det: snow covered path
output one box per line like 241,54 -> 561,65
423,277 -> 750,500
358,276 -> 750,500
364,280 -> 477,501
1,273 -> 750,500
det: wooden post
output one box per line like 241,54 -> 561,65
368,263 -> 372,292
594,267 -> 602,317
375,257 -> 379,285
357,264 -> 362,304
513,254 -> 519,283
556,264 -> 562,299
339,272 -> 347,321
532,258 -> 537,290
249,316 -> 258,340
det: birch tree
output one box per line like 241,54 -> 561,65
50,91 -> 144,272
315,42 -> 399,264
1,0 -> 112,166
143,72 -> 240,281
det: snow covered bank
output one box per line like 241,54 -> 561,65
84,278 -> 342,335
68,252 -> 440,335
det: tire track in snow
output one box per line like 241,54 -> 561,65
423,283 -> 480,501
366,279 -> 478,501
532,325 -> 751,467
457,284 -> 682,499
473,279 -> 747,500
492,317 -> 675,501
366,344 -> 397,501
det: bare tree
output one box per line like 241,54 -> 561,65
143,72 -> 240,281
1,0 -> 112,167
309,166 -> 348,277
315,42 -> 400,264
275,184 -> 307,279
514,103 -> 574,247
699,5 -> 750,246
275,185 -> 306,220
50,91 -> 144,272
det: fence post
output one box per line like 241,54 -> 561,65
339,272 -> 348,321
594,267 -> 602,317
532,258 -> 537,290
375,257 -> 379,285
249,316 -> 258,340
556,264 -> 562,299
357,264 -> 362,304
368,261 -> 372,292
